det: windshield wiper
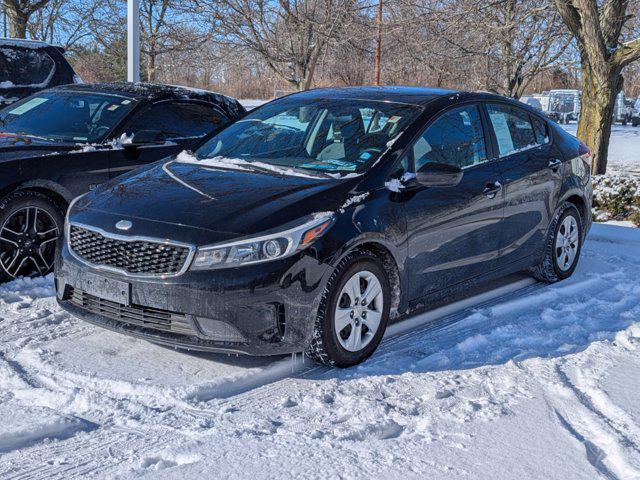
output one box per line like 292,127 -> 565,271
14,132 -> 59,142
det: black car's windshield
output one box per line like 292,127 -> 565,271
0,90 -> 138,143
195,98 -> 423,173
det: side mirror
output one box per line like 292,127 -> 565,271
415,162 -> 463,187
129,130 -> 165,145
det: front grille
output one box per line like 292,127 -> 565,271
69,225 -> 191,276
68,287 -> 195,336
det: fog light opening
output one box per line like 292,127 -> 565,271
276,303 -> 286,340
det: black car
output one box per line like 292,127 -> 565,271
56,87 -> 593,367
0,82 -> 245,279
1,38 -> 79,106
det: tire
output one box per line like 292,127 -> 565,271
633,119 -> 640,127
306,250 -> 391,367
532,202 -> 583,284
0,190 -> 65,280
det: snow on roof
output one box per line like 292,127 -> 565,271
0,37 -> 50,49
59,82 -> 246,118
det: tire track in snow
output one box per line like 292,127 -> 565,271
527,355 -> 640,480
554,364 -> 640,452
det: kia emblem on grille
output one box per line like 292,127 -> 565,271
116,220 -> 133,231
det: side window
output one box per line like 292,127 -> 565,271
487,104 -> 537,156
531,115 -> 550,145
123,102 -> 227,140
413,105 -> 487,171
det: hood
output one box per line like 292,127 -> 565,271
72,159 -> 358,245
0,132 -> 76,161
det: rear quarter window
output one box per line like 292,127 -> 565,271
531,116 -> 550,145
0,47 -> 55,88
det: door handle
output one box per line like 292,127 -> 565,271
548,159 -> 562,172
482,181 -> 502,199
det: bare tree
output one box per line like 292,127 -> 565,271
3,0 -> 51,38
554,0 -> 640,174
140,0 -> 209,82
200,0 -> 357,90
481,0 -> 571,98
383,0 -> 570,97
28,0 -> 97,49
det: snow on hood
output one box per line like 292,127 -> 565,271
175,151 -> 328,179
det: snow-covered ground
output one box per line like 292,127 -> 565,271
1,223 -> 639,479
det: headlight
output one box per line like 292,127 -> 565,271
190,215 -> 334,270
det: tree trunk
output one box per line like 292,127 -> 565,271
576,62 -> 621,175
6,8 -> 29,38
147,53 -> 157,82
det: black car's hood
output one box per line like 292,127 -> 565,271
0,133 -> 77,161
73,160 -> 358,245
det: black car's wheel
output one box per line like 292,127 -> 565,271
306,251 -> 391,368
533,202 -> 583,284
0,190 -> 64,280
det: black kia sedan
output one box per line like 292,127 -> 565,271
0,82 -> 244,280
56,87 -> 592,367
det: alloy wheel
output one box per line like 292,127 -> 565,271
334,270 -> 384,352
0,207 -> 59,278
555,215 -> 579,272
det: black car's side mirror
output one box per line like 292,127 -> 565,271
415,162 -> 463,187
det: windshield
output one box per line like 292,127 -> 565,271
0,91 -> 138,143
195,98 -> 423,173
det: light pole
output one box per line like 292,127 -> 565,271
3,5 -> 7,38
127,0 -> 140,82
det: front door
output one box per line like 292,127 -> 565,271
108,143 -> 184,179
403,104 -> 506,303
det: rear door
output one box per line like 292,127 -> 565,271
484,103 -> 563,266
403,103 -> 506,303
108,101 -> 228,178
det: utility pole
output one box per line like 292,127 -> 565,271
127,0 -> 140,82
373,0 -> 383,86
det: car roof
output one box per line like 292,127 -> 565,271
53,82 -> 246,118
277,86 -> 541,112
0,37 -> 50,49
283,86 -> 461,106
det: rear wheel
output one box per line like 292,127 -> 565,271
533,202 -> 583,283
0,190 -> 65,280
306,251 -> 390,367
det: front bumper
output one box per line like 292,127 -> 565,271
55,241 -> 332,356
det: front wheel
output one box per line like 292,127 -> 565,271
306,251 -> 390,367
0,190 -> 65,280
533,202 -> 583,283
